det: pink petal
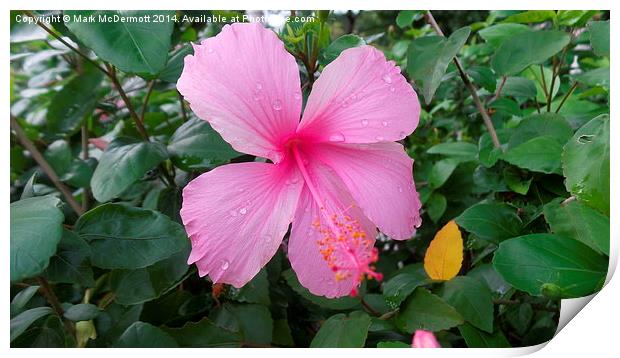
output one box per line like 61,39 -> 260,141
412,330 -> 441,348
297,46 -> 420,144
288,160 -> 378,298
307,142 -> 422,240
181,160 -> 303,287
177,23 -> 302,162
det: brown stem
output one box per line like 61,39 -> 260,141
177,90 -> 188,122
554,81 -> 578,113
540,65 -> 550,102
547,56 -> 559,112
425,11 -> 501,149
37,277 -> 75,337
81,125 -> 91,212
104,63 -> 150,141
360,297 -> 380,317
140,80 -> 156,124
22,11 -> 109,77
492,76 -> 507,102
11,116 -> 84,215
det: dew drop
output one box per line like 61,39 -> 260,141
375,135 -> 384,141
381,120 -> 389,127
398,185 -> 403,193
255,82 -> 263,91
329,133 -> 345,142
272,99 -> 282,111
389,86 -> 395,92
207,47 -> 214,54
382,74 -> 392,84
294,92 -> 302,100
220,259 -> 230,270
239,207 -> 248,215
361,119 -> 369,127
229,210 -> 238,217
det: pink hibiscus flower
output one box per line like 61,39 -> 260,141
412,330 -> 441,348
177,23 -> 422,298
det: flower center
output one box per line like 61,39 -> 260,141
290,141 -> 382,296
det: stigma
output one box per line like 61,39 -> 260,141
314,208 -> 383,296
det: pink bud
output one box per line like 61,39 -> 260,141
412,330 -> 441,348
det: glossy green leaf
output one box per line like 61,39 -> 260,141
43,229 -> 95,287
493,234 -> 608,298
377,341 -> 411,348
562,115 -> 610,215
283,269 -> 360,310
503,136 -> 564,174
407,27 -> 471,104
167,118 -> 239,171
429,158 -> 459,189
211,303 -> 273,345
383,264 -> 430,306
158,45 -> 193,83
440,276 -> 494,332
427,142 -> 477,160
503,10 -> 556,24
395,288 -> 463,333
91,138 -> 168,202
492,30 -> 570,76
396,11 -> 422,28
478,23 -> 532,48
65,10 -> 174,74
588,21 -> 609,57
75,204 -> 187,269
64,304 -> 100,322
11,196 -> 64,282
501,77 -> 537,99
310,311 -> 371,347
231,269 -> 270,305
116,322 -> 178,348
319,34 -> 366,65
10,307 -> 54,342
544,199 -> 609,256
458,323 -> 511,348
455,202 -> 522,244
11,286 -> 40,317
427,192 -> 447,223
46,64 -> 102,138
466,65 -> 497,92
162,318 -> 241,347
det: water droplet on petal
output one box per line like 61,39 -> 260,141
389,86 -> 395,92
329,133 -> 345,142
382,74 -> 392,84
361,119 -> 369,127
255,82 -> 263,91
375,135 -> 384,141
229,210 -> 238,217
207,48 -> 214,54
272,99 -> 282,111
294,92 -> 301,100
381,121 -> 388,127
398,186 -> 403,193
239,207 -> 247,215
220,259 -> 230,270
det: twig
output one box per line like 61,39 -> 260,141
140,80 -> 156,124
554,82 -> 579,113
361,297 -> 381,317
81,125 -> 91,212
540,65 -> 550,102
37,277 -> 75,337
491,76 -> 507,103
22,11 -> 109,77
177,90 -> 188,122
425,11 -> 501,149
11,116 -> 84,215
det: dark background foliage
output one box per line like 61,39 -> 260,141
10,10 -> 610,348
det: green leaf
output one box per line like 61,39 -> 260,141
588,21 -> 609,57
110,247 -> 189,305
543,199 -> 609,256
458,323 -> 511,348
574,67 -> 610,90
427,192 -> 447,223
162,318 -> 242,347
466,65 -> 497,92
64,11 -> 174,74
75,204 -> 187,269
503,10 -> 556,24
43,140 -> 73,177
93,303 -> 143,346
158,44 -> 193,83
383,264 -> 430,306
503,136 -> 564,174
310,311 -> 371,348
556,10 -> 598,26
467,264 -> 511,295
231,269 -> 270,305
478,23 -> 532,48
211,303 -> 273,345
501,77 -> 537,99
440,276 -> 494,332
46,64 -> 103,138
43,229 -> 95,287
116,322 -> 178,348
11,307 -> 54,342
493,234 -> 608,298
491,30 -> 570,76
395,288 -> 463,333
562,115 -> 610,215
272,319 -> 295,347
167,118 -> 239,171
395,11 -> 422,28
11,286 -> 40,317
377,341 -> 411,348
455,202 -> 522,244
64,304 -> 100,322
318,34 -> 366,66
507,113 -> 573,149
427,142 -> 477,161
91,138 -> 168,202
523,65 -> 560,103
11,196 -> 64,282
478,130 -> 510,168
503,166 -> 532,195
429,158 -> 459,189
283,269 -> 360,310
407,26 -> 471,104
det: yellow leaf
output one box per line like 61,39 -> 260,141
423,220 -> 463,280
